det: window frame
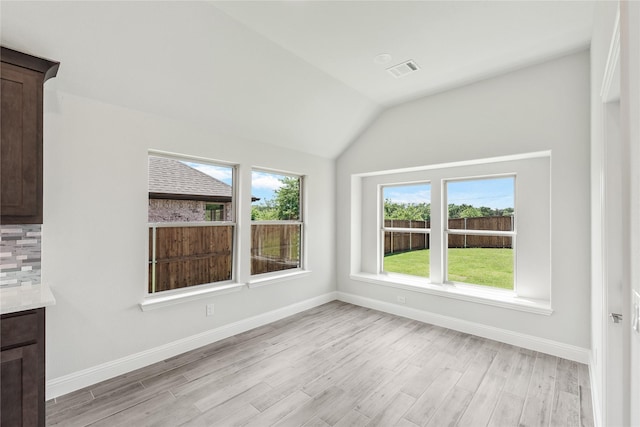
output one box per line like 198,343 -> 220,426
442,174 -> 517,292
377,175 -> 517,292
250,168 -> 306,279
146,151 -> 239,298
379,181 -> 431,280
148,220 -> 237,295
356,152 -> 552,315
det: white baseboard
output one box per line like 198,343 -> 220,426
337,291 -> 590,364
46,291 -> 337,400
48,290 -> 592,400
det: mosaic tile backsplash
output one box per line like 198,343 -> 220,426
0,225 -> 42,287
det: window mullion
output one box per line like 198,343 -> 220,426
431,179 -> 443,283
382,227 -> 431,234
151,225 -> 156,294
446,229 -> 516,237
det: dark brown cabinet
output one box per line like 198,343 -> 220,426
1,308 -> 45,427
1,47 -> 58,224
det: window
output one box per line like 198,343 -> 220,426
378,177 -> 515,291
148,155 -> 235,294
356,153 -> 551,312
381,183 -> 431,278
205,203 -> 225,221
445,176 -> 516,290
251,170 -> 303,275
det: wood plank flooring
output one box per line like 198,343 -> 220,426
46,301 -> 594,427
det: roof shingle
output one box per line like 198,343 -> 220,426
148,156 -> 232,201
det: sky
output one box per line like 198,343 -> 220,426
185,161 -> 513,209
384,176 -> 514,209
184,161 -> 287,203
250,171 -> 288,203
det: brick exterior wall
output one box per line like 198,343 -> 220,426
148,199 -> 232,222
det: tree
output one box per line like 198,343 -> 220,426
459,206 -> 482,218
251,199 -> 278,220
501,207 -> 515,216
479,206 -> 495,217
251,177 -> 300,220
384,200 -> 430,221
448,203 -> 472,219
274,177 -> 299,220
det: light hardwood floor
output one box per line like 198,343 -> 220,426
46,301 -> 594,426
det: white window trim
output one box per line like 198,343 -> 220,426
250,170 -> 307,280
380,181 -> 431,275
354,152 -> 552,314
146,151 -> 239,299
380,175 -> 517,290
141,155 -> 316,310
247,268 -> 312,288
140,281 -> 245,311
442,175 -> 517,291
350,272 -> 552,315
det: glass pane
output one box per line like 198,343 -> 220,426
251,224 -> 301,275
383,233 -> 430,278
447,235 -> 513,290
383,183 -> 431,222
150,225 -> 233,293
251,171 -> 300,220
447,177 -> 514,231
384,228 -> 430,254
382,183 -> 430,278
148,156 -> 234,222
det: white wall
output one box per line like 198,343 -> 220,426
337,52 -> 591,349
41,90 -> 336,386
1,1 -> 378,159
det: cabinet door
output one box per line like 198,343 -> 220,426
0,62 -> 43,224
1,344 -> 39,427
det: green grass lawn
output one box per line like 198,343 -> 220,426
383,248 -> 514,290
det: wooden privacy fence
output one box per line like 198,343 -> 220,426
149,223 -> 301,293
384,219 -> 431,254
251,224 -> 301,275
385,216 -> 513,255
149,225 -> 233,293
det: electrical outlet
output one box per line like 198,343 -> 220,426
397,296 -> 406,304
206,303 -> 215,317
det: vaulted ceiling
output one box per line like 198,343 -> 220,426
0,1 -> 595,158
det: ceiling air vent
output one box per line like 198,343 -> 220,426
386,60 -> 420,78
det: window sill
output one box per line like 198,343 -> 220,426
350,272 -> 552,315
247,269 -> 312,289
139,282 -> 245,311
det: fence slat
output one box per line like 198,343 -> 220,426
384,216 -> 513,254
150,225 -> 233,293
251,224 -> 301,275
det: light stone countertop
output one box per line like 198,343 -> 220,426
0,283 -> 56,315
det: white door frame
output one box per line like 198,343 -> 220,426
620,1 -> 640,425
599,6 -> 627,426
